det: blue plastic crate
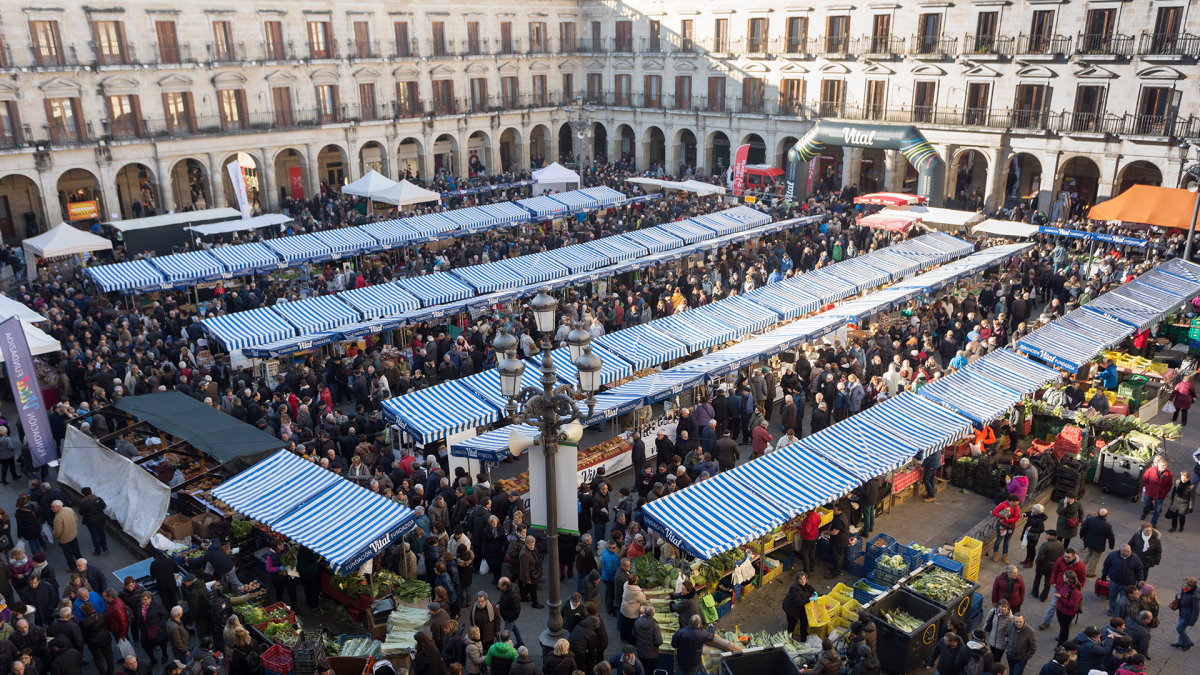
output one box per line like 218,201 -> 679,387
853,579 -> 888,605
864,534 -> 895,560
970,592 -> 983,614
768,551 -> 794,571
732,582 -> 743,601
817,537 -> 834,565
887,543 -> 924,572
932,555 -> 964,576
847,536 -> 865,560
846,553 -> 875,579
907,542 -> 934,565
714,592 -> 733,620
869,565 -> 905,587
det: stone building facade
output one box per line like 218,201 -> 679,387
0,0 -> 1195,237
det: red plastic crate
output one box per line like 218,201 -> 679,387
262,644 -> 293,675
260,602 -> 297,625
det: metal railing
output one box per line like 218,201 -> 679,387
1056,111 -> 1126,134
701,37 -> 732,53
392,38 -> 419,58
1016,33 -> 1071,55
465,38 -> 488,56
964,33 -> 1015,56
816,35 -> 852,55
782,37 -> 810,55
863,35 -> 904,55
31,44 -> 78,68
261,39 -> 295,61
735,36 -> 776,55
307,40 -> 338,60
496,38 -> 522,56
207,41 -> 245,64
395,100 -> 425,119
351,39 -> 380,59
344,103 -> 391,122
0,126 -> 27,149
1138,32 -> 1200,56
638,37 -> 664,54
152,42 -> 192,64
427,38 -> 454,58
910,35 -> 958,56
663,35 -> 697,54
577,36 -> 606,54
46,122 -> 93,145
1076,33 -> 1134,56
105,119 -> 146,140
90,42 -> 137,66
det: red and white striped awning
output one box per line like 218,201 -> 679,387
854,192 -> 927,206
859,213 -> 922,231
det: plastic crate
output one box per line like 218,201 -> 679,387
853,579 -> 888,605
840,598 -> 863,621
805,596 -> 830,625
846,553 -> 874,579
767,550 -> 794,572
931,555 -> 964,576
887,543 -> 924,572
953,537 -> 983,565
292,638 -> 322,675
829,583 -> 855,604
846,536 -> 865,561
864,534 -> 895,560
906,542 -> 934,565
816,507 -> 833,528
262,645 -> 293,675
871,565 -> 906,587
260,603 -> 296,625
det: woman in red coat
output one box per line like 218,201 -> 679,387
991,496 -> 1022,564
1170,375 -> 1197,426
1054,570 -> 1083,646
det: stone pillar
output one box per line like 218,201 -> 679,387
208,153 -> 226,209
840,146 -> 857,190
985,148 -> 1010,213
95,162 -> 120,221
155,158 -> 175,213
37,168 -> 61,226
490,142 -> 503,177
304,143 -> 320,197
1099,154 -> 1121,202
422,135 -> 435,179
258,149 -> 276,213
695,136 -> 707,177
883,149 -> 897,194
847,147 -> 864,192
345,141 -> 360,183
939,144 -> 958,202
456,133 -> 470,179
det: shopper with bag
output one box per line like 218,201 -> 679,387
1171,577 -> 1198,650
1168,375 -> 1196,425
991,496 -> 1022,565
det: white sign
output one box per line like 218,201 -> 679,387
227,160 -> 253,220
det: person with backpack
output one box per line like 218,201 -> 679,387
226,629 -> 262,675
440,619 -> 465,668
952,636 -> 993,675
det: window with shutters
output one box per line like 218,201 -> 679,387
561,73 -> 573,100
93,21 -> 128,65
820,79 -> 845,116
675,76 -> 692,109
1,101 -> 22,144
615,21 -> 632,52
680,20 -> 693,52
316,84 -> 339,123
470,78 -> 488,112
781,78 -> 804,115
529,22 -> 546,53
707,76 -> 726,112
826,16 -> 850,53
785,17 -> 807,54
431,22 -> 446,57
107,94 -> 141,138
271,87 -> 292,127
648,20 -> 660,53
614,74 -> 631,106
748,18 -> 769,53
219,89 -> 247,130
559,22 -> 575,53
212,21 -> 235,62
590,21 -> 602,52
432,80 -> 455,115
162,92 -> 193,133
965,82 -> 991,124
308,21 -> 333,59
501,76 -> 519,109
1072,85 -> 1106,131
870,15 -> 891,53
1013,83 -> 1046,128
972,12 -> 999,53
45,97 -> 83,143
742,77 -> 764,112
913,81 -> 937,122
354,22 -> 372,58
396,81 -> 420,116
533,75 -> 547,106
155,21 -> 181,64
467,22 -> 481,56
865,80 -> 886,119
1027,11 -> 1054,53
587,73 -> 603,102
713,18 -> 729,52
31,21 -> 63,66
500,22 -> 514,54
917,14 -> 942,54
394,22 -> 411,57
1136,86 -> 1173,134
264,21 -> 286,60
1150,7 -> 1183,53
358,83 -> 377,120
644,75 -> 661,108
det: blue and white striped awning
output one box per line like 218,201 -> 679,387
606,369 -> 707,406
1156,258 -> 1200,286
208,242 -> 285,274
241,331 -> 342,359
915,231 -> 975,257
619,229 -> 684,254
720,205 -> 773,227
865,249 -> 927,278
542,245 -> 609,274
731,445 -> 859,519
658,220 -> 716,244
549,191 -> 598,211
797,415 -> 923,481
741,285 -> 823,320
458,367 -> 546,411
381,382 -> 502,444
87,260 -> 168,293
888,237 -> 955,265
502,254 -> 570,287
531,343 -> 633,387
831,257 -> 899,286
402,213 -> 458,235
967,348 -> 1062,396
650,311 -> 740,351
358,220 -> 421,247
595,324 -> 688,370
919,369 -> 1022,428
397,273 -> 476,305
817,261 -> 890,293
787,272 -> 856,303
714,295 -> 781,332
214,450 -> 416,573
583,391 -> 646,425
829,287 -> 923,322
1055,308 -> 1135,351
453,261 -> 530,294
688,213 -> 745,237
642,470 -> 790,559
439,206 -> 498,232
1112,280 -> 1188,315
744,314 -> 846,359
150,250 -> 225,282
313,228 -> 381,256
202,307 -> 296,351
1084,292 -> 1163,331
337,284 -> 421,319
854,392 -> 974,455
450,424 -> 541,462
1138,269 -> 1199,302
577,186 -> 626,205
274,295 -> 361,333
338,316 -> 408,341
1016,323 -> 1105,373
479,202 -> 534,225
517,195 -> 570,218
585,236 -> 648,263
671,341 -> 765,380
264,233 -> 335,263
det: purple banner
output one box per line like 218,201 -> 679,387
0,317 -> 56,467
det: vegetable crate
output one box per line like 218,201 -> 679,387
904,566 -> 979,637
828,583 -> 855,606
906,542 -> 934,565
870,565 -> 905,588
714,591 -> 733,620
262,603 -> 297,625
952,537 -> 982,568
931,555 -> 964,576
767,550 -> 793,572
816,507 -> 833,528
888,543 -> 925,572
846,553 -> 875,579
805,595 -> 831,625
864,534 -> 895,561
840,598 -> 863,621
262,645 -> 294,675
853,579 -> 887,605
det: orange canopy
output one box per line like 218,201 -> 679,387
1088,184 -> 1199,229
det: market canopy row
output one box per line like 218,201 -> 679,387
85,186 -> 648,293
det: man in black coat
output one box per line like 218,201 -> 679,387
711,390 -> 731,436
498,578 -> 524,648
630,435 -> 646,478
48,635 -> 84,675
24,575 -> 58,628
11,620 -> 48,664
149,552 -> 178,613
47,607 -> 84,654
567,615 -> 603,674
1079,509 -> 1115,578
713,430 -> 739,473
925,632 -> 962,675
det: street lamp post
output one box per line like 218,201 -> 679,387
1180,142 -> 1200,262
563,96 -> 596,172
496,290 -> 601,648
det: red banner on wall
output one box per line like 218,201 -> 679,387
731,144 -> 750,197
289,167 -> 304,199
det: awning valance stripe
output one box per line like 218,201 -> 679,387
149,250 -> 225,282
273,295 -> 361,333
381,382 -> 501,444
208,242 -> 285,274
201,306 -> 296,351
853,392 -> 974,455
263,234 -> 335,263
595,324 -> 688,370
337,284 -> 421,319
397,273 -> 476,305
86,260 -> 168,292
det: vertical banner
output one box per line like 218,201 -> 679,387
226,160 -> 252,220
731,144 -> 750,197
288,167 -> 305,199
806,156 -> 819,195
0,317 -> 56,467
528,441 -> 580,535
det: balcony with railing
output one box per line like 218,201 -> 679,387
90,42 -> 138,66
736,36 -> 776,57
344,103 -> 391,123
395,100 -> 425,119
464,38 -> 489,57
700,37 -> 733,54
31,44 -> 79,68
261,40 -> 296,62
638,37 -> 663,54
862,35 -> 904,56
207,41 -> 245,65
611,36 -> 635,54
1138,32 -> 1200,57
815,35 -> 853,58
496,38 -> 522,56
392,38 -> 419,59
351,39 -> 381,60
427,39 -> 455,59
577,35 -> 606,54
1075,33 -> 1134,57
662,34 -> 698,55
152,42 -> 192,64
45,122 -> 93,146
1016,33 -> 1071,57
0,125 -> 28,149
781,37 -> 812,56
307,41 -> 338,60
909,35 -> 958,58
963,33 -> 1015,57
1055,111 -> 1127,134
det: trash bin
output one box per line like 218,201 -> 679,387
865,588 -> 945,675
904,563 -> 979,636
719,646 -> 802,675
1098,452 -> 1148,497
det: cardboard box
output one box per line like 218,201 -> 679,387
161,515 -> 194,541
191,513 -> 223,539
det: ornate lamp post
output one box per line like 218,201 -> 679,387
1178,141 -> 1200,262
563,96 -> 596,170
495,290 -> 601,647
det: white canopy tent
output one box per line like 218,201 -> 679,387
185,213 -> 293,236
971,220 -> 1040,238
22,222 -> 114,265
105,208 -> 242,232
374,180 -> 442,207
625,177 -> 726,196
0,322 -> 60,360
533,162 -> 581,194
0,294 -> 47,324
340,170 -> 398,199
882,205 -> 985,232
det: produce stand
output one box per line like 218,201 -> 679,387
903,562 -> 979,635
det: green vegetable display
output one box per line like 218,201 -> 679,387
242,607 -> 268,625
394,579 -> 431,602
877,554 -> 907,572
268,607 -> 291,621
688,549 -> 743,585
854,580 -> 883,597
883,609 -> 924,633
231,519 -> 253,538
631,554 -> 679,589
907,569 -> 974,605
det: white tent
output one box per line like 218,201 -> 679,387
882,205 -> 985,232
0,294 -> 47,324
22,222 -> 113,264
533,162 -> 581,195
340,170 -> 398,199
374,180 -> 441,206
0,322 -> 60,360
185,213 -> 293,236
971,220 -> 1040,238
625,177 -> 725,197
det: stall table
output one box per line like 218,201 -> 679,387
320,570 -> 375,621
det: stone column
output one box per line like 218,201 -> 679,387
840,146 -> 857,190
258,149 -> 276,213
422,135 -> 435,179
985,148 -> 1010,213
37,168 -> 61,226
939,144 -> 958,202
304,143 -> 320,197
155,157 -> 175,213
207,153 -> 226,209
883,149 -> 897,194
1099,154 -> 1122,202
345,140 -> 361,183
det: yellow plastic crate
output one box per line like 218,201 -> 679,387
816,507 -> 834,528
801,621 -> 831,641
833,616 -> 853,630
806,598 -> 830,625
822,596 -> 841,618
841,598 -> 863,621
954,536 -> 983,564
829,583 -> 855,605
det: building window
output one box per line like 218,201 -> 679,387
470,78 -> 488,112
354,21 -> 372,58
707,76 -> 726,112
648,20 -> 660,53
396,81 -> 420,116
748,18 -> 769,53
431,22 -> 446,57
107,94 -> 141,138
644,75 -> 661,108
218,89 -> 247,130
533,75 -> 547,106
870,15 -> 891,53
913,81 -> 937,122
675,76 -> 692,109
308,21 -> 333,59
264,21 -> 286,60
680,20 -> 693,52
561,73 -> 573,101
468,22 -> 481,55
155,21 -> 181,64
1013,83 -> 1046,128
820,79 -> 845,116
358,83 -> 377,120
1136,86 -> 1174,134
742,77 -> 764,112
501,76 -> 519,109
785,17 -> 808,54
972,12 -> 998,53
587,73 -> 603,102
394,22 -> 411,57
315,84 -> 339,123
965,82 -> 991,124
31,20 -> 63,66
559,22 -> 575,53
432,80 -> 455,115
615,21 -> 632,52
865,80 -> 886,119
782,78 -> 804,115
529,22 -> 547,53
212,21 -> 235,62
45,97 -> 83,142
917,14 -> 942,54
93,21 -> 128,65
713,18 -> 728,52
162,92 -> 194,133
0,101 -> 22,144
1072,85 -> 1106,131
1027,11 -> 1055,53
826,16 -> 850,53
590,21 -> 602,52
614,74 -> 631,106
271,87 -> 292,127
500,22 -> 514,54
